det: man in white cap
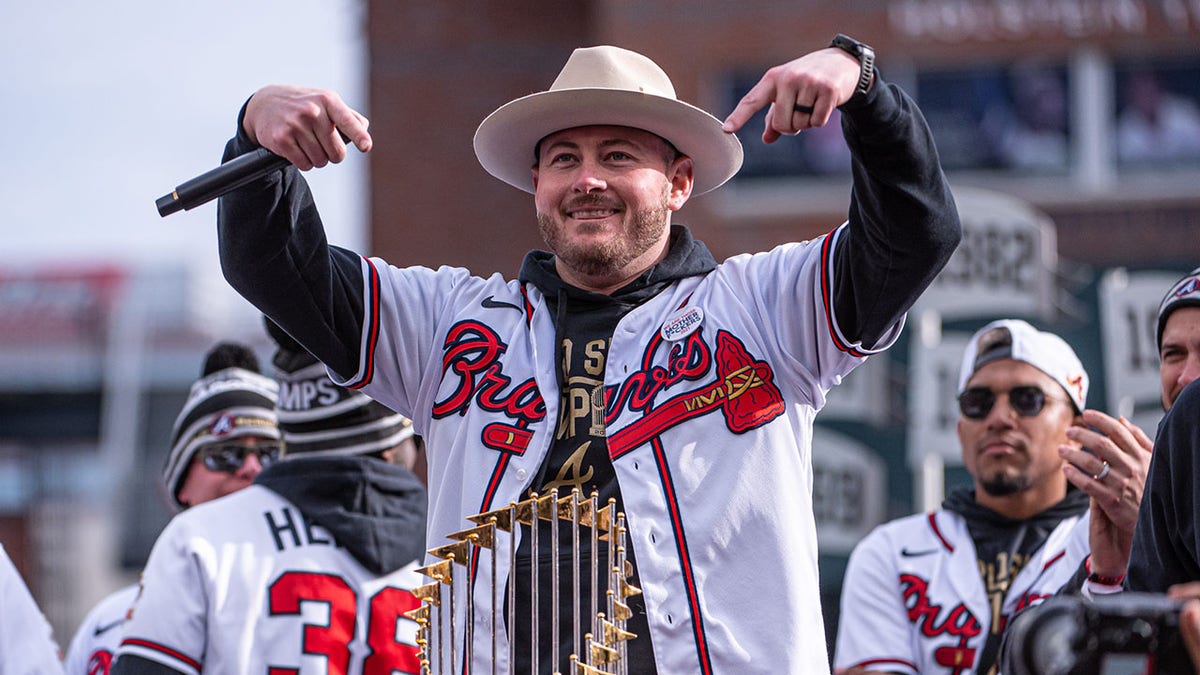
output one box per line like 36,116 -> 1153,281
835,319 -> 1149,675
214,38 -> 960,673
111,322 -> 427,674
993,269 -> 1200,673
65,341 -> 279,675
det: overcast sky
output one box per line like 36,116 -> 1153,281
0,0 -> 367,329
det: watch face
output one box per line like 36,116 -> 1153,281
833,34 -> 866,59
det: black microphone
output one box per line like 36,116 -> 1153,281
155,147 -> 288,217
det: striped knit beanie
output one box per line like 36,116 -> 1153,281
1157,267 -> 1200,350
162,343 -> 279,508
266,320 -> 414,457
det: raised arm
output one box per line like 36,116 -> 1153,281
217,85 -> 372,379
723,39 -> 961,348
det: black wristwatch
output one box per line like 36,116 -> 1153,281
830,33 -> 875,101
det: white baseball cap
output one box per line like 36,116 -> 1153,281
958,319 -> 1089,413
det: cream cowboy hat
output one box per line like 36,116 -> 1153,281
473,45 -> 744,196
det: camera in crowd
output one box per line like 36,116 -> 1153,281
1001,592 -> 1194,675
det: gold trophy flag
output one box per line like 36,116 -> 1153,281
571,656 -> 608,674
403,605 -> 430,624
535,492 -> 558,521
600,617 -> 637,644
512,496 -> 537,526
588,638 -> 620,664
429,539 -> 471,565
466,504 -> 515,532
447,521 -> 497,549
412,581 -> 441,605
416,559 -> 453,584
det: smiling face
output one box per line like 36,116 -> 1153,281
1160,306 -> 1200,410
532,125 -> 694,294
956,359 -> 1078,516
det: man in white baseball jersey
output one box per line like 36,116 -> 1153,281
994,268 -> 1200,673
0,541 -> 64,673
213,37 -> 961,673
65,342 -> 281,675
111,321 -> 427,674
834,319 -> 1152,675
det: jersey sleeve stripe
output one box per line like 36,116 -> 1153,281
926,512 -> 955,552
818,225 -> 869,359
347,256 -> 382,391
853,656 -> 919,674
118,638 -> 201,675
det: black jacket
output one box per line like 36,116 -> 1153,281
216,72 -> 961,381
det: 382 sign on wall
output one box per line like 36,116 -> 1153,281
913,187 -> 1056,321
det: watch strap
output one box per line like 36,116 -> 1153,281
830,33 -> 875,101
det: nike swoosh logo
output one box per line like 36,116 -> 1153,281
93,617 -> 125,636
481,295 -> 522,312
900,547 -> 940,557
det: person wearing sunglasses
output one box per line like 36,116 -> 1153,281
836,318 -> 1150,675
162,345 -> 282,510
112,320 -> 427,674
65,342 -> 279,675
995,270 -> 1200,673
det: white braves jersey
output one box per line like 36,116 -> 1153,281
337,224 -> 896,674
834,508 -> 1090,675
65,583 -> 138,675
114,485 -> 424,674
0,542 -> 63,674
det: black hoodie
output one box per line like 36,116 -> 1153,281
941,485 -> 1089,674
254,454 -> 427,575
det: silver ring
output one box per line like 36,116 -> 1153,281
1093,461 -> 1110,481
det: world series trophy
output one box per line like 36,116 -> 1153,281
405,488 -> 640,674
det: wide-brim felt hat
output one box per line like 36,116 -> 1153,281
474,45 -> 743,196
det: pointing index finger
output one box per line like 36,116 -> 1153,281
722,80 -> 775,133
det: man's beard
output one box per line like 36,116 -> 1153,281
979,470 -> 1033,497
538,195 -> 670,281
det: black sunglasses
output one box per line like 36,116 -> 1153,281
957,386 -> 1060,420
198,441 -> 282,473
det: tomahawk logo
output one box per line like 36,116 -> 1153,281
606,330 -> 785,458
